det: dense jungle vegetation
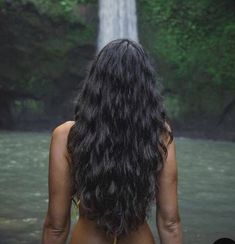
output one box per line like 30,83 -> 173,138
0,0 -> 234,139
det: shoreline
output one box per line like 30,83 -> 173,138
1,128 -> 234,143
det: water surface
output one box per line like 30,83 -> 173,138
0,132 -> 234,243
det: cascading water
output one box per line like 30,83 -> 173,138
97,0 -> 139,51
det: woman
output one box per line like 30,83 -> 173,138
42,39 -> 182,244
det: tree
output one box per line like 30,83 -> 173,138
138,0 -> 235,120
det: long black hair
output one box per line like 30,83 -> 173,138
67,38 -> 173,237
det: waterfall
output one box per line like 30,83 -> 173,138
97,0 -> 139,52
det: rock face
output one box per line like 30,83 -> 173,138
0,2 -> 97,130
97,0 -> 139,51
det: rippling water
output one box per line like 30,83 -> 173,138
0,132 -> 234,243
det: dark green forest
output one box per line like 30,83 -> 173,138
0,0 -> 234,140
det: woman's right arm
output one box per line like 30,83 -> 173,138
156,135 -> 183,244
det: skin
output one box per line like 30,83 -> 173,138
41,121 -> 182,244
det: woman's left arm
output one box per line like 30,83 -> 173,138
42,122 -> 74,244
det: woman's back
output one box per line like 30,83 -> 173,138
42,119 -> 181,244
61,120 -> 155,244
42,119 -> 182,244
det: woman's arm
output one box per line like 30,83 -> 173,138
42,121 -> 74,244
156,133 -> 183,244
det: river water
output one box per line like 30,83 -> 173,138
0,132 -> 234,243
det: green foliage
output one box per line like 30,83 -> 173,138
13,100 -> 44,117
0,0 -> 4,7
164,96 -> 184,119
138,0 -> 235,118
6,0 -> 97,22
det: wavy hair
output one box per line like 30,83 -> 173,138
67,38 -> 173,237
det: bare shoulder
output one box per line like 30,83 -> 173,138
51,121 -> 75,157
52,120 -> 75,138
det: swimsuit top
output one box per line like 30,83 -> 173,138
77,199 -> 117,244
